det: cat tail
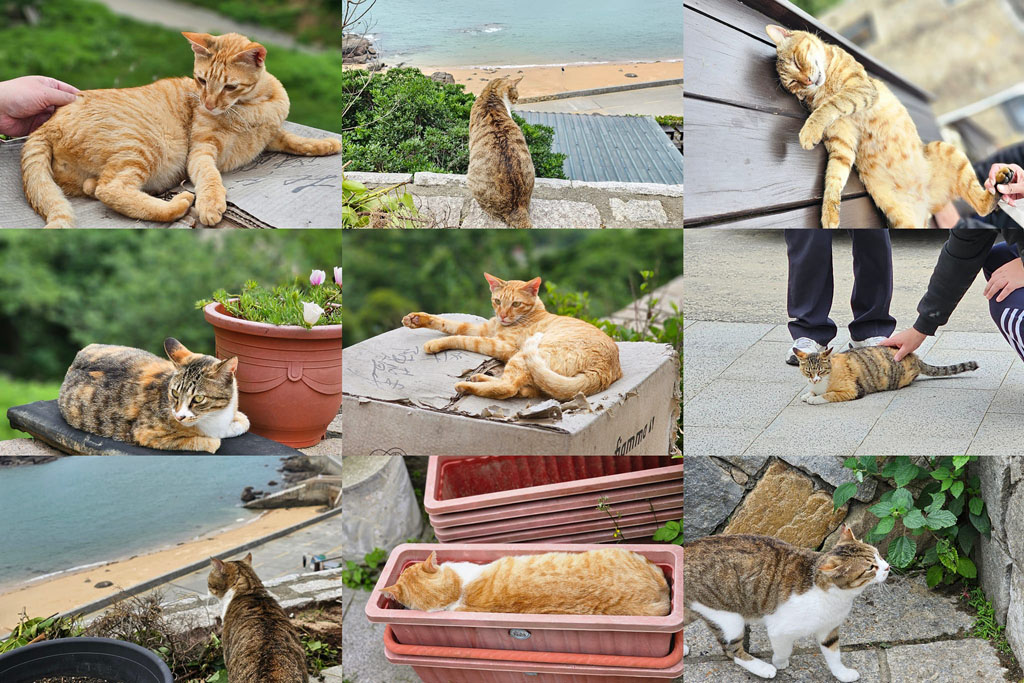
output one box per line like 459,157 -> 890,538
521,333 -> 600,400
917,359 -> 979,376
506,206 -> 532,229
21,133 -> 74,229
924,141 -> 998,217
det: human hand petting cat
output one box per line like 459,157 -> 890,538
880,327 -> 926,362
986,163 -> 1024,206
0,76 -> 79,137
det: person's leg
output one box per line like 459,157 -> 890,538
985,242 -> 1024,361
785,229 -> 837,346
848,229 -> 897,342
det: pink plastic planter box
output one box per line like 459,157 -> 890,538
425,456 -> 682,517
434,501 -> 684,543
384,629 -> 685,681
366,543 -> 683,658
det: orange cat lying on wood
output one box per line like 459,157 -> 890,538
22,32 -> 341,228
402,273 -> 622,400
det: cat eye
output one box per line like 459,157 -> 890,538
492,298 -> 500,305
223,84 -> 238,91
171,389 -> 180,398
193,395 -> 206,404
196,77 -> 207,85
511,302 -> 521,307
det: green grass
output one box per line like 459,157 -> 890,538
0,0 -> 341,132
964,586 -> 1016,659
0,376 -> 60,441
178,0 -> 340,46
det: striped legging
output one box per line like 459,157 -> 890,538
986,242 -> 1024,361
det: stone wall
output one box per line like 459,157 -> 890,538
345,171 -> 683,228
973,456 -> 1024,661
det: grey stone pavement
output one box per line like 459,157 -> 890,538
516,84 -> 684,116
684,229 -> 1024,456
684,574 -> 1012,682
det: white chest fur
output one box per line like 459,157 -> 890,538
763,584 -> 859,638
438,561 -> 488,612
219,587 -> 236,621
806,378 -> 829,396
502,94 -> 513,117
195,390 -> 238,438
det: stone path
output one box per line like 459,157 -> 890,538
684,574 -> 1011,682
517,84 -> 684,116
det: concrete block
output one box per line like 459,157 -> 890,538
968,413 -> 1024,455
341,456 -> 422,562
1008,565 -> 1024,663
575,180 -> 684,197
608,198 -> 668,225
411,194 -> 464,228
344,171 -> 414,186
462,198 -> 602,228
886,639 -> 1010,682
413,172 -> 468,188
684,379 -> 800,430
682,426 -> 762,457
533,177 -> 575,190
856,387 -> 993,455
720,341 -> 821,385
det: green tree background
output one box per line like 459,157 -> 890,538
790,0 -> 844,16
342,230 -> 682,345
0,0 -> 342,132
0,231 -> 340,439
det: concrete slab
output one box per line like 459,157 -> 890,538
928,330 -> 1016,352
856,387 -> 994,455
917,348 -> 1015,391
682,426 -> 762,457
684,380 -> 801,430
342,586 -> 419,683
462,198 -> 603,229
987,361 -> 1024,413
886,639 -> 1010,682
969,412 -> 1024,455
745,394 -> 892,457
720,341 -> 822,385
515,84 -> 685,116
412,195 -> 465,228
682,649 -> 881,682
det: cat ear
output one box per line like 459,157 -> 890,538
211,557 -> 226,571
792,348 -> 809,360
484,272 -> 506,293
765,24 -> 792,46
242,552 -> 253,565
164,338 -> 192,365
182,32 -> 214,58
822,347 -> 834,357
233,42 -> 267,68
215,357 -> 239,377
839,524 -> 857,543
423,551 -> 439,573
520,277 -> 542,296
510,75 -> 524,86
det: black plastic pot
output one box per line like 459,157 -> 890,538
0,637 -> 173,683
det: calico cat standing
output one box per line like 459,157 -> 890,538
766,25 -> 997,228
685,526 -> 889,681
382,548 -> 670,616
22,31 -> 341,228
58,338 -> 248,452
402,273 -> 621,400
208,554 -> 308,683
794,345 -> 977,404
466,76 -> 535,228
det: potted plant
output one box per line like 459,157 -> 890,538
199,268 -> 342,448
0,637 -> 174,682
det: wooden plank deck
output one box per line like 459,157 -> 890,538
684,0 -> 942,228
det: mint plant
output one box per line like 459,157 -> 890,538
833,456 -> 990,587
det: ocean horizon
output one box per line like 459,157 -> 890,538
0,457 -> 286,589
356,0 -> 684,67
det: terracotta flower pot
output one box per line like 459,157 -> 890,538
203,302 -> 342,448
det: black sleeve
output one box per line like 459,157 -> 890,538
972,142 -> 1024,181
914,221 -> 998,335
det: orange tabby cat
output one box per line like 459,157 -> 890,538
22,32 -> 341,228
382,548 -> 670,616
402,273 -> 621,400
466,76 -> 535,229
766,25 -> 996,228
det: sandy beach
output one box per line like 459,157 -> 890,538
0,506 -> 323,630
344,60 -> 683,99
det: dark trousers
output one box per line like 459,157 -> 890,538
983,242 -> 1024,361
785,229 -> 896,346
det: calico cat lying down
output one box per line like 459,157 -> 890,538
794,345 -> 978,404
381,548 -> 670,616
685,526 -> 889,681
403,273 -> 622,400
58,338 -> 248,453
22,31 -> 341,228
208,554 -> 308,683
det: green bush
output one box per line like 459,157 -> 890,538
342,68 -> 567,178
178,0 -> 340,46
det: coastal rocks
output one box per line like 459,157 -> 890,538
343,33 -> 378,65
94,581 -> 112,589
430,72 -> 455,85
723,460 -> 846,548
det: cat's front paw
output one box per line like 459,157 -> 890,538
225,412 -> 250,438
684,642 -> 690,657
802,394 -> 828,405
831,667 -> 859,682
313,138 -> 342,156
454,381 -> 478,394
403,312 -> 428,329
736,658 -> 777,679
197,191 -> 227,226
799,120 -> 823,150
423,339 -> 446,354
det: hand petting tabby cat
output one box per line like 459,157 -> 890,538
402,273 -> 621,400
22,32 -> 341,228
685,526 -> 889,681
767,25 -> 997,229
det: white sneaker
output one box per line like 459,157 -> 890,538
787,337 -> 825,366
848,336 -> 888,351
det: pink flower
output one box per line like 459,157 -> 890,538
334,266 -> 342,286
310,269 -> 326,286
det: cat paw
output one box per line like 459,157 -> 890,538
170,192 -> 196,219
735,657 -> 777,679
802,394 -> 828,405
423,339 -> 445,354
197,437 -> 220,454
831,667 -> 859,682
822,203 -> 840,229
314,138 -> 342,155
684,642 -> 690,657
454,381 -> 477,394
772,656 -> 790,670
799,120 -> 823,150
225,412 -> 250,438
468,373 -> 492,382
403,312 -> 428,329
197,193 -> 227,226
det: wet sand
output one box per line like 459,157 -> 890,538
0,506 -> 323,630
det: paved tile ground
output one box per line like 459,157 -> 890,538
516,84 -> 685,116
684,322 -> 1023,455
684,574 -> 1011,682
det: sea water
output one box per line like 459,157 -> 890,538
0,456 -> 286,589
358,0 -> 684,67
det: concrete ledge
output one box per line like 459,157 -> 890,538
517,78 -> 686,103
348,171 -> 683,228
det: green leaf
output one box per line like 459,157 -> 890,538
923,509 -> 958,530
931,467 -> 953,481
950,480 -> 965,499
873,515 -> 897,536
844,457 -> 860,470
887,536 -> 917,569
969,497 -> 984,516
952,455 -> 972,470
894,459 -> 920,488
833,482 -> 858,510
940,479 -> 952,492
901,509 -> 926,530
869,501 -> 894,518
922,545 -> 939,566
926,564 -> 945,588
891,488 -> 914,511
957,557 -> 978,579
652,527 -> 677,542
958,524 -> 979,557
970,511 -> 991,535
926,493 -> 946,514
947,495 -> 965,517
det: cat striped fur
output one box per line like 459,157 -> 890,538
794,345 -> 977,404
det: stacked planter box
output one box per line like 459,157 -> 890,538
424,456 -> 683,543
367,543 -> 684,681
